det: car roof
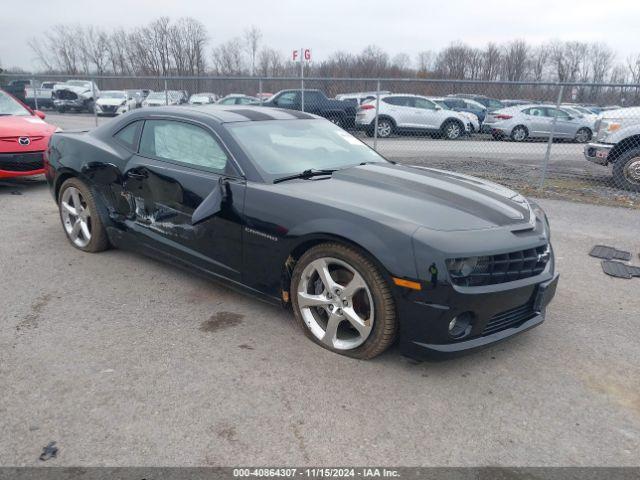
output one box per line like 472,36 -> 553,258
139,104 -> 320,124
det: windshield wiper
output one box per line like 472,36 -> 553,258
273,168 -> 338,184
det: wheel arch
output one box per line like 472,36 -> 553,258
442,117 -> 465,129
609,135 -> 640,163
280,233 -> 399,305
374,115 -> 396,128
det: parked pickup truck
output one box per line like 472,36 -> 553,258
262,89 -> 357,128
53,80 -> 100,113
24,81 -> 57,109
0,79 -> 28,102
584,107 -> 640,192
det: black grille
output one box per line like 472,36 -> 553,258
0,152 -> 44,172
101,105 -> 117,112
482,301 -> 536,336
54,90 -> 78,100
449,244 -> 550,287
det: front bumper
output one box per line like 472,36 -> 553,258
396,272 -> 559,360
54,99 -> 85,108
0,152 -> 46,178
584,142 -> 614,166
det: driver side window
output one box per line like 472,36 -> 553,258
139,120 -> 229,173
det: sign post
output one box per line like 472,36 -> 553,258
292,48 -> 312,112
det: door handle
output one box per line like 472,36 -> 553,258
127,171 -> 148,180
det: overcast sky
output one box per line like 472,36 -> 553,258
1,0 -> 639,70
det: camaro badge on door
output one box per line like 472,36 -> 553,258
18,137 -> 31,146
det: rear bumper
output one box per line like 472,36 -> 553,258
397,272 -> 559,360
584,142 -> 614,166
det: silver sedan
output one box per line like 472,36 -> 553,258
488,104 -> 595,143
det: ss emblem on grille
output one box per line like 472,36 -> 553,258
18,137 -> 31,146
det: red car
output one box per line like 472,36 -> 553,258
0,89 -> 57,179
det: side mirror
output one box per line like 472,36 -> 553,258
192,177 -> 229,225
34,110 -> 46,120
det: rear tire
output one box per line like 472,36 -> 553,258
510,125 -> 529,142
327,115 -> 344,128
290,243 -> 397,359
375,118 -> 394,138
612,147 -> 640,193
58,178 -> 109,253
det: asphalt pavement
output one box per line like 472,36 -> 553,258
1,177 -> 639,466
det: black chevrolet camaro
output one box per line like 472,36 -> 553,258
45,105 -> 559,359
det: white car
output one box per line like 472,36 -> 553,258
142,91 -> 185,107
431,98 -> 480,133
356,94 -> 471,139
95,90 -> 139,116
189,93 -> 218,105
52,80 -> 100,113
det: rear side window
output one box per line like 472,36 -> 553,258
139,120 -> 229,173
114,121 -> 142,150
383,96 -> 412,107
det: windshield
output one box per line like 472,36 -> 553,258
147,92 -> 176,101
434,100 -> 450,109
573,106 -> 592,115
227,120 -> 388,179
101,91 -> 126,99
65,81 -> 91,88
0,90 -> 31,116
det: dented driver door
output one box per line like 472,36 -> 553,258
120,119 -> 245,281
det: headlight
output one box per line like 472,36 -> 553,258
597,118 -> 625,140
446,256 -> 490,278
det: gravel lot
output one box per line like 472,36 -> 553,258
43,111 -> 640,208
1,176 -> 639,466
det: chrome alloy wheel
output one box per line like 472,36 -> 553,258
446,122 -> 461,139
575,128 -> 591,143
624,157 -> 640,186
512,126 -> 527,141
377,120 -> 392,138
60,186 -> 92,248
297,257 -> 374,350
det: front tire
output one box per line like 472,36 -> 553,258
58,178 -> 109,252
442,120 -> 463,140
291,243 -> 397,359
612,147 -> 640,193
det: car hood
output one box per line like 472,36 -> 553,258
53,85 -> 91,95
97,98 -> 126,106
600,106 -> 640,119
0,115 -> 56,137
279,163 -> 533,232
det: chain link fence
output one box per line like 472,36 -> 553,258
4,73 -> 640,207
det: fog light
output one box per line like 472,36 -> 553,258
448,312 -> 473,339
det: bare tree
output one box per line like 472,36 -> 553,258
211,37 -> 246,75
481,43 -> 502,80
243,26 -> 262,76
529,45 -> 549,81
416,50 -> 435,75
502,40 -> 529,81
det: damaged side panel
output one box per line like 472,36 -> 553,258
117,155 -> 246,281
